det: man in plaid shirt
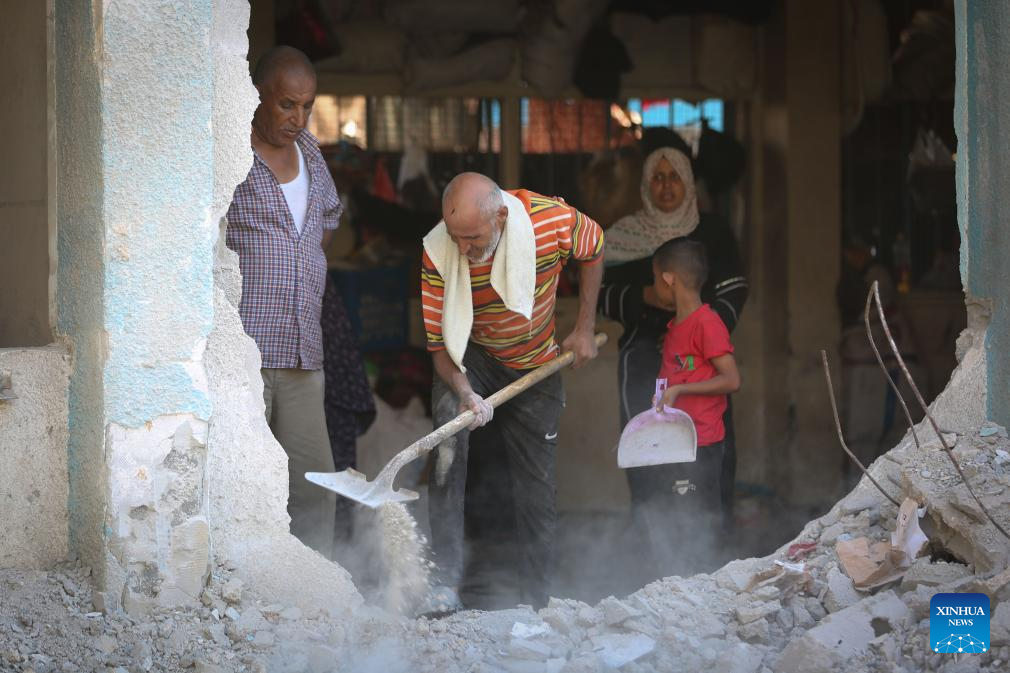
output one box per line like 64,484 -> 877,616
226,46 -> 342,556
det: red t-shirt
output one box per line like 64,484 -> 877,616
658,304 -> 734,446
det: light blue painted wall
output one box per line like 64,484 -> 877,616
57,0 -> 221,573
955,0 -> 1010,426
100,1 -> 216,427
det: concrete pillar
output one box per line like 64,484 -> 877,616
955,0 -> 1010,427
780,0 -> 844,507
56,0 -> 107,583
731,7 -> 792,493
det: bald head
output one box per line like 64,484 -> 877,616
442,172 -> 507,263
252,46 -> 316,87
251,46 -> 317,148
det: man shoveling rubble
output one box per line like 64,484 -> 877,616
419,172 -> 605,614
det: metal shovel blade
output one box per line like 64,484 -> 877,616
617,407 -> 698,468
305,468 -> 419,509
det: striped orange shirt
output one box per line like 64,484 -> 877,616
421,190 -> 604,370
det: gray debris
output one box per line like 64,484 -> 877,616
589,632 -> 655,668
221,579 -> 244,605
713,643 -> 764,673
819,523 -> 845,545
992,602 -> 1010,646
738,617 -> 771,644
194,663 -> 228,673
251,631 -> 275,650
899,558 -> 972,590
823,568 -> 860,613
736,598 -> 781,625
508,637 -> 553,661
775,591 -> 911,673
599,596 -> 642,626
279,607 -> 303,622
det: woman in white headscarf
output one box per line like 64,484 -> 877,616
599,145 -> 749,579
603,147 -> 702,265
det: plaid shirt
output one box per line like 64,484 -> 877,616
226,131 -> 341,370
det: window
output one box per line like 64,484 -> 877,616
308,95 -> 367,146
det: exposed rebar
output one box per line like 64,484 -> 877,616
863,289 -> 920,450
820,349 -> 901,507
868,282 -> 1010,540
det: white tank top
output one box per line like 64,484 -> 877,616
279,143 -> 311,236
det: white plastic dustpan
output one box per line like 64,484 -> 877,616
617,379 -> 698,468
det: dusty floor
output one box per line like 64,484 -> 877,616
3,422 -> 1010,673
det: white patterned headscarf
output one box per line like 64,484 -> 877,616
604,147 -> 700,265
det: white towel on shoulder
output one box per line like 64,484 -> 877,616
423,190 -> 536,371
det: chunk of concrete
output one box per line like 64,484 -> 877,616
589,633 -> 655,668
691,611 -> 727,639
600,596 -> 642,626
221,578 -> 243,605
899,558 -> 972,591
509,638 -> 553,661
823,568 -> 860,613
713,643 -> 764,673
715,559 -> 766,592
736,598 -> 781,625
512,622 -> 552,639
539,609 -> 572,635
839,491 -> 881,516
820,523 -> 845,545
774,591 -> 910,673
775,608 -> 794,631
737,618 -> 770,644
575,605 -> 601,627
791,603 -> 814,629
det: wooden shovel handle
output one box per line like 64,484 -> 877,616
373,333 -> 609,481
483,331 -> 609,408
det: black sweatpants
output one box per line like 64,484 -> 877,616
429,345 -> 564,609
625,442 -> 724,578
618,328 -> 729,577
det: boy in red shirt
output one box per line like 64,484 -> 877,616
635,238 -> 740,576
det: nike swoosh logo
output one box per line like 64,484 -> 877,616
545,432 -> 558,440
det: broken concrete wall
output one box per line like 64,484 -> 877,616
89,0 -> 219,614
205,230 -> 363,616
955,0 -> 1010,428
201,0 -> 362,616
0,347 -> 70,568
50,0 -> 361,616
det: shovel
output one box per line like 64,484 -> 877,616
617,379 -> 697,468
307,332 -> 608,508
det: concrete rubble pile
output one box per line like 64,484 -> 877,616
2,422 -> 1010,673
401,421 -> 1010,673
